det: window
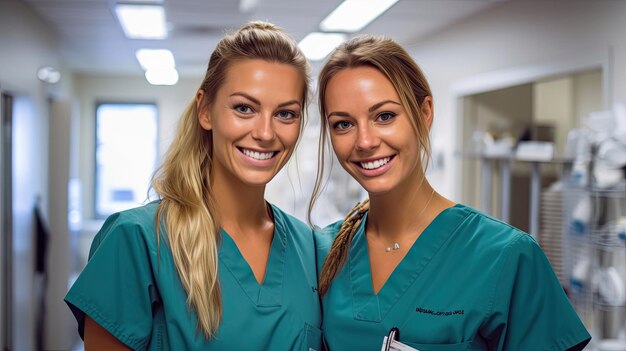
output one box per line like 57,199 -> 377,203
95,103 -> 158,217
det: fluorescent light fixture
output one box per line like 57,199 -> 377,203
299,32 -> 346,61
320,0 -> 399,32
115,4 -> 167,39
145,68 -> 179,85
136,49 -> 175,70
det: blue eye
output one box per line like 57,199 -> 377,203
277,110 -> 297,120
333,120 -> 353,130
234,104 -> 253,114
377,112 -> 396,122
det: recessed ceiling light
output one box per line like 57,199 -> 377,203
320,0 -> 399,32
145,68 -> 179,85
136,49 -> 175,70
115,4 -> 167,39
298,32 -> 347,61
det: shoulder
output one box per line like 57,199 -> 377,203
451,203 -> 530,250
446,204 -> 554,274
443,204 -> 544,272
89,201 -> 162,258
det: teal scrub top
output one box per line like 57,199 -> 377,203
315,204 -> 590,351
65,201 -> 322,351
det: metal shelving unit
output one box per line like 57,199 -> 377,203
458,151 -> 572,237
564,180 -> 626,349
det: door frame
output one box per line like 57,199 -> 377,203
0,84 -> 14,351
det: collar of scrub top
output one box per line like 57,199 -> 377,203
218,203 -> 287,307
348,205 -> 468,322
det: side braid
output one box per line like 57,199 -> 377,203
318,199 -> 370,295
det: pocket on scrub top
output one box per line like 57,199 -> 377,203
301,322 -> 322,351
403,340 -> 471,351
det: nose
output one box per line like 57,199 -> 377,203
355,123 -> 379,152
251,113 -> 275,142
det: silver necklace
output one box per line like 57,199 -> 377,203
385,243 -> 400,252
384,188 -> 436,253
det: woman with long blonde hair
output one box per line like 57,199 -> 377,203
310,35 -> 590,350
65,21 -> 322,350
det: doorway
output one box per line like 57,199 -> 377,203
459,68 -> 602,230
1,92 -> 14,351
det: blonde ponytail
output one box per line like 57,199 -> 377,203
152,100 -> 222,337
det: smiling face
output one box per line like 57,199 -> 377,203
324,66 -> 432,196
197,59 -> 304,187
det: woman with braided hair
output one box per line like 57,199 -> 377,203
310,35 -> 590,350
65,22 -> 322,350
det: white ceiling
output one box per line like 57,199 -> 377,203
21,0 -> 506,77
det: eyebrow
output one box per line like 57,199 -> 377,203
230,92 -> 301,108
368,100 -> 401,113
327,100 -> 401,118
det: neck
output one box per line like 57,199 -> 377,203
210,169 -> 270,232
366,175 -> 439,242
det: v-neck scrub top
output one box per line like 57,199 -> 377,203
65,202 -> 322,350
315,204 -> 590,351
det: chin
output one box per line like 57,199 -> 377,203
241,177 -> 275,187
357,180 -> 396,196
238,171 -> 279,187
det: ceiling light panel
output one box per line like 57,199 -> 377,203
298,32 -> 347,61
145,68 -> 179,85
136,49 -> 175,70
115,4 -> 167,39
320,0 -> 399,32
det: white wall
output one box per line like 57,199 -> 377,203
0,0 -> 67,350
0,0 -> 67,204
47,99 -> 82,351
407,0 -> 625,199
573,69 -> 603,127
533,77 -> 574,156
532,70 -> 602,156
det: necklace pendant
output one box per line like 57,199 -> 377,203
385,247 -> 391,252
393,243 -> 400,250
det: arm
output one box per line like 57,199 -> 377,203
84,316 -> 132,351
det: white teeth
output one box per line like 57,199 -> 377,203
360,157 -> 390,170
242,148 -> 274,160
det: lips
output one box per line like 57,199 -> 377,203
237,147 -> 277,162
354,155 -> 394,170
359,156 -> 391,170
350,155 -> 396,177
352,155 -> 396,177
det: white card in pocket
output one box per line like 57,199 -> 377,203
380,336 -> 420,351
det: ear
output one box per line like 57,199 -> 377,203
420,96 -> 434,130
196,89 -> 212,131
